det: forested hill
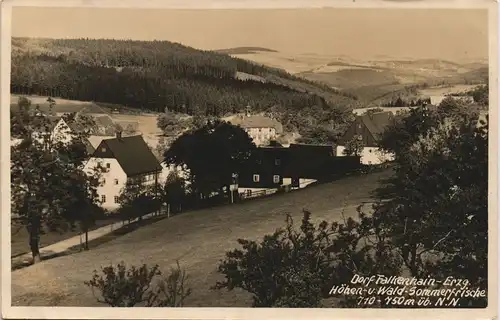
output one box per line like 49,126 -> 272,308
11,38 -> 358,116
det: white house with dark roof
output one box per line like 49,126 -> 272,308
49,117 -> 95,155
336,111 -> 395,165
83,132 -> 162,211
228,112 -> 283,146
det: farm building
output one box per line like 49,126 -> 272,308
83,133 -> 162,211
336,111 -> 396,165
50,117 -> 95,154
237,143 -> 360,198
228,112 -> 283,147
237,146 -> 289,196
92,115 -> 120,136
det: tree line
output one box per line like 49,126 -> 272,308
11,38 -> 356,115
381,97 -> 432,108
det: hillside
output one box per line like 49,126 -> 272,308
11,170 -> 390,307
10,38 -> 357,118
226,50 -> 488,106
215,47 -> 278,55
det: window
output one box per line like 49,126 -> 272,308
101,195 -> 106,203
259,128 -> 262,132
106,163 -> 111,168
275,159 -> 281,166
102,147 -> 107,152
273,175 -> 280,183
253,174 -> 260,183
102,178 -> 106,184
114,196 -> 119,203
114,179 -> 119,185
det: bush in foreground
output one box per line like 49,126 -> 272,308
84,261 -> 192,307
213,208 -> 401,307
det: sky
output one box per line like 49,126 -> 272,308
11,7 -> 489,62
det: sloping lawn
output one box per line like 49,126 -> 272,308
11,218 -> 121,258
11,170 -> 391,307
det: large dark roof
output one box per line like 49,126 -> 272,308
95,135 -> 162,176
359,112 -> 394,141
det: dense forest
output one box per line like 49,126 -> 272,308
11,38 -> 357,117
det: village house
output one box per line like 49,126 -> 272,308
11,112 -> 95,156
237,143 -> 360,197
237,146 -> 289,197
228,112 -> 283,147
336,111 -> 396,165
83,132 -> 162,211
49,117 -> 95,154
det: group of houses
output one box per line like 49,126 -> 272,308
227,110 -> 396,166
12,98 -> 400,213
86,109 -> 397,210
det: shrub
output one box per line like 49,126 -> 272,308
213,208 -> 401,307
84,261 -> 192,307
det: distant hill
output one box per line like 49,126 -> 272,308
215,47 -> 278,55
224,48 -> 488,105
11,38 -> 357,118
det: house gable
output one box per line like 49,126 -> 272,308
340,118 -> 377,147
238,147 -> 287,188
92,140 -> 116,158
340,112 -> 394,147
91,135 -> 162,177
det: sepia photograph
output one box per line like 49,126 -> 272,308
2,1 -> 497,319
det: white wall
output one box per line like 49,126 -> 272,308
336,145 -> 394,165
238,187 -> 277,198
282,177 -> 316,189
51,119 -> 73,145
244,127 -> 277,146
84,157 -> 127,211
298,178 -> 317,188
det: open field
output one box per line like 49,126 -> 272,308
418,84 -> 478,97
109,113 -> 163,149
11,169 -> 390,307
228,50 -> 487,105
11,94 -> 163,149
10,94 -> 91,106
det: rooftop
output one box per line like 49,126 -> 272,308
229,114 -> 283,133
93,135 -> 162,176
358,111 -> 395,141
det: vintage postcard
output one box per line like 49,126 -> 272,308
1,0 -> 497,319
